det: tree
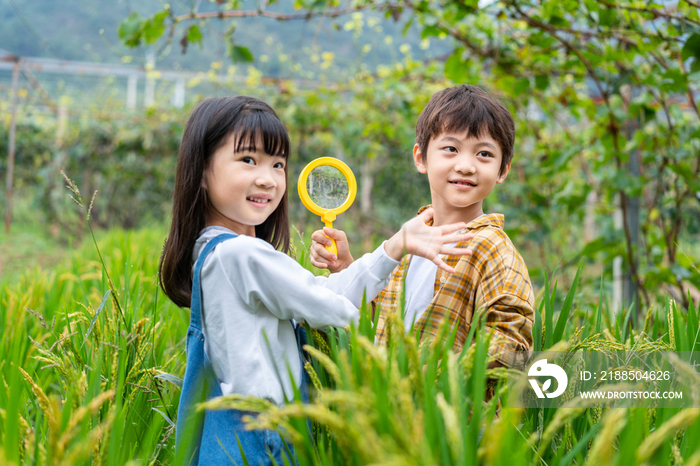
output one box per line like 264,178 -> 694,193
119,0 -> 700,309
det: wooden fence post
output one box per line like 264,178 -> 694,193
5,60 -> 20,233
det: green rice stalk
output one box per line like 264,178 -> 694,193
304,361 -> 323,392
435,392 -> 463,461
303,345 -> 342,385
685,451 -> 700,466
668,300 -> 676,350
636,408 -> 700,463
61,409 -> 115,466
584,408 -> 628,466
56,390 -> 115,458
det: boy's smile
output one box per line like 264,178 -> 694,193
413,131 -> 510,226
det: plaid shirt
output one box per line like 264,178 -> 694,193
373,207 -> 535,367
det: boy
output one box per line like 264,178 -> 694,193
310,85 -> 534,369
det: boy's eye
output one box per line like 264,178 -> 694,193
477,151 -> 493,158
443,146 -> 457,153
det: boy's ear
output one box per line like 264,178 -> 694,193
413,144 -> 427,174
496,162 -> 511,184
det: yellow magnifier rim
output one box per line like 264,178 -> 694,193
297,157 -> 357,225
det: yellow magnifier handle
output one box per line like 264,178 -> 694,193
324,221 -> 338,256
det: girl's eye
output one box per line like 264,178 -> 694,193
477,151 -> 493,158
274,162 -> 285,169
241,157 -> 255,164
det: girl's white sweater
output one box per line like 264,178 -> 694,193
192,226 -> 399,405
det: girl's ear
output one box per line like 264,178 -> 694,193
413,144 -> 427,174
201,166 -> 209,190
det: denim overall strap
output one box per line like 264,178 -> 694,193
175,233 -> 236,465
189,233 -> 237,331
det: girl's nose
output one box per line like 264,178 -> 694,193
255,170 -> 277,189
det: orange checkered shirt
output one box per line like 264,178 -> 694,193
373,207 -> 535,367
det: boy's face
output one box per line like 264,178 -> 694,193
413,130 -> 510,224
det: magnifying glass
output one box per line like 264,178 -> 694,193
298,157 -> 357,256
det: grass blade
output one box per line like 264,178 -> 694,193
154,372 -> 184,389
552,260 -> 582,344
82,289 -> 111,348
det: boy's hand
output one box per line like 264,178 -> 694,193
310,227 -> 354,273
384,207 -> 474,274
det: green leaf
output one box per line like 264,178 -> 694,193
681,33 -> 700,61
514,78 -> 530,95
143,10 -> 169,45
598,7 -> 618,27
118,12 -> 142,47
187,24 -> 203,44
421,25 -> 442,39
660,69 -> 687,92
692,59 -> 700,74
231,45 -> 255,63
535,75 -> 549,90
402,15 -> 415,36
445,49 -> 468,83
580,237 -> 617,257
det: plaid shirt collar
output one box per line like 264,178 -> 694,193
415,205 -> 505,231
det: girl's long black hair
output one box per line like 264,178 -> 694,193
160,96 -> 291,308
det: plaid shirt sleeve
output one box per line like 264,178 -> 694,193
470,229 -> 535,368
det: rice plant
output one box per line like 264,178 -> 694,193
1,179 -> 700,465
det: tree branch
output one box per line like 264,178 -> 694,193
598,0 -> 700,27
507,1 -> 610,108
173,2 -> 407,23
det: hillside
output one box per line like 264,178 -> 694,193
0,0 -> 450,75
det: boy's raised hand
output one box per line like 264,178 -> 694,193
384,207 -> 473,274
310,208 -> 473,275
310,227 -> 354,273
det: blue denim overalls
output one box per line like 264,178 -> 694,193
175,233 -> 309,465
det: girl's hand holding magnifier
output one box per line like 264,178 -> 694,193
310,227 -> 353,272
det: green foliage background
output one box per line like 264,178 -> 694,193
2,0 -> 700,464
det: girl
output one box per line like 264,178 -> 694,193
160,96 -> 471,465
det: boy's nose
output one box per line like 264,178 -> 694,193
454,158 -> 476,175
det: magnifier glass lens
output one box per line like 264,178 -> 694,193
306,165 -> 349,210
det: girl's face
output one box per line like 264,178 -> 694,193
203,132 -> 286,236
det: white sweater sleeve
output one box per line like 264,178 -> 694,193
213,236 -> 398,329
311,240 -> 398,307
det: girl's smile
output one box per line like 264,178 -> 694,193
246,194 -> 273,207
204,132 -> 286,236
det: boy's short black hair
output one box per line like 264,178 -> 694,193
416,85 -> 515,176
